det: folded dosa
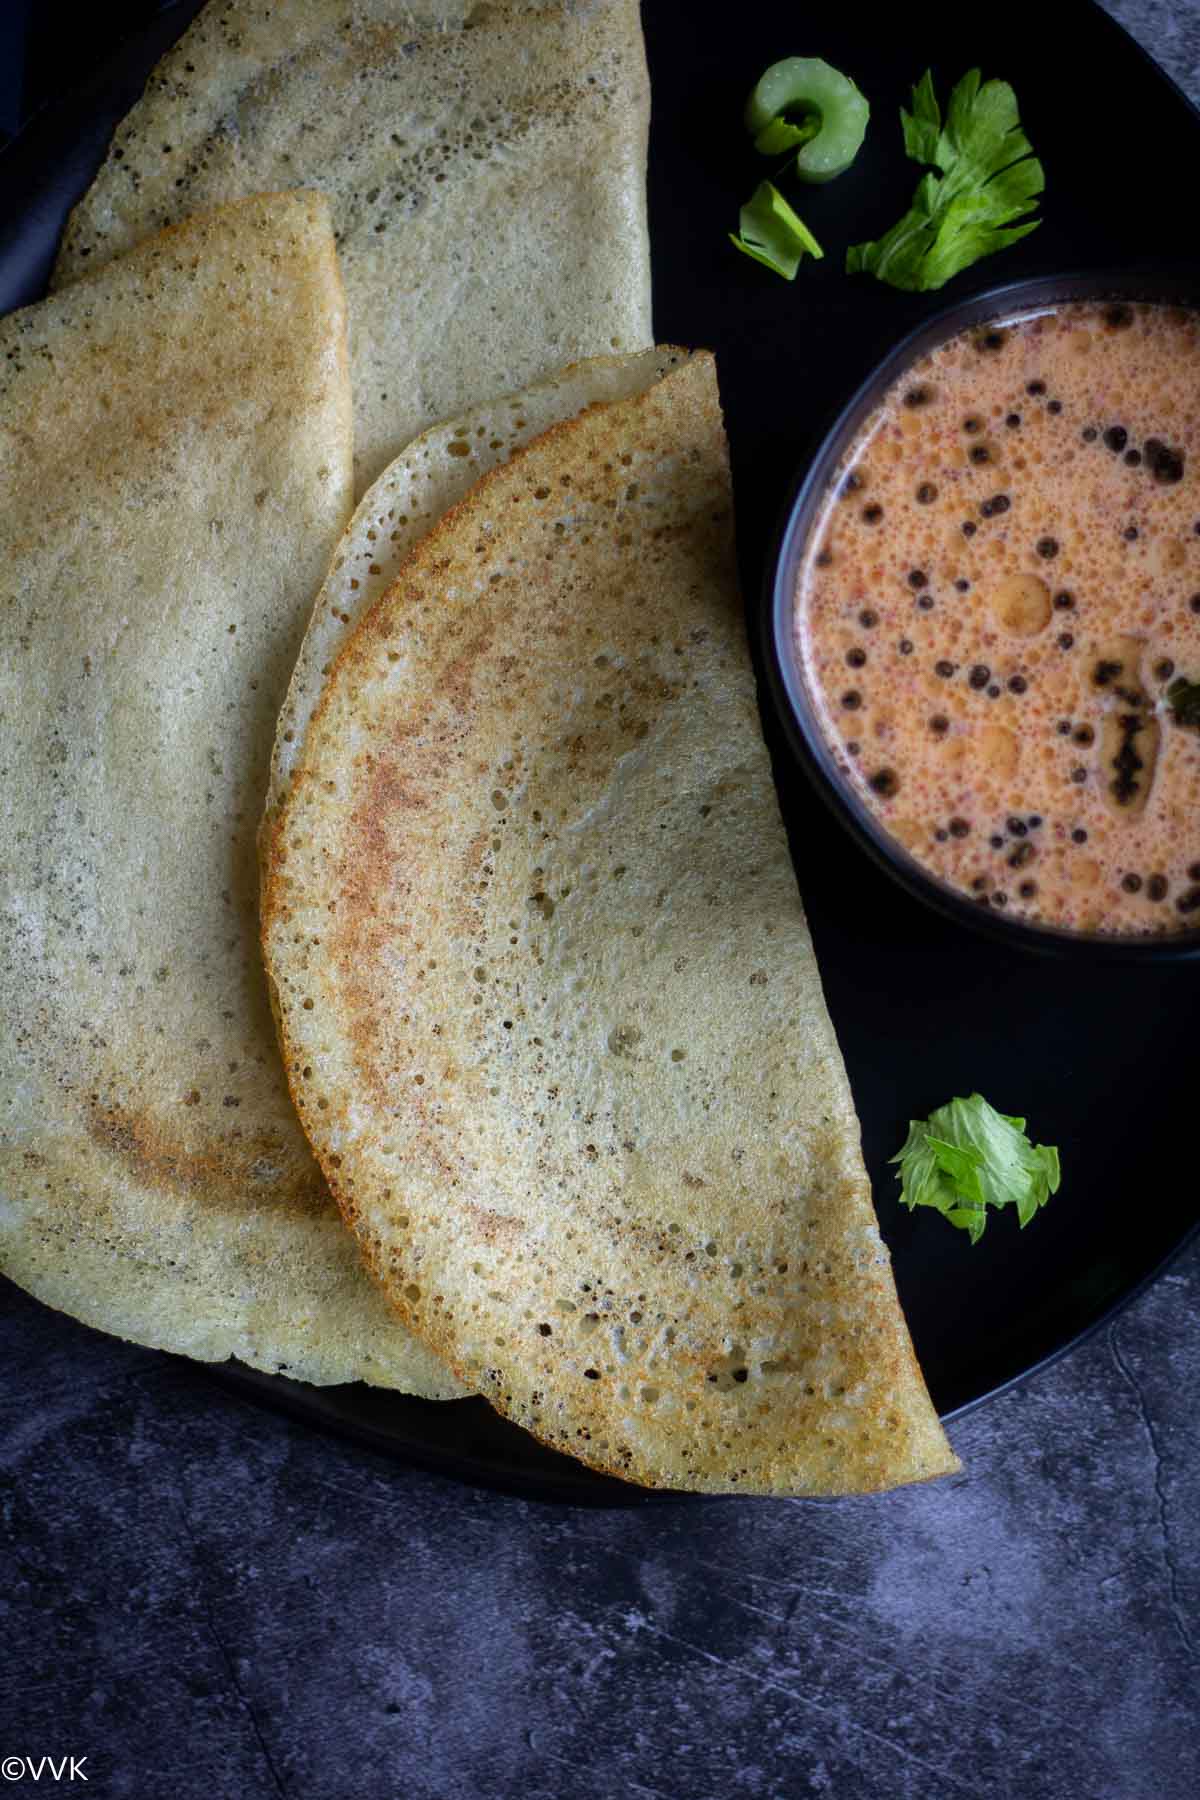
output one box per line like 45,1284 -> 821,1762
54,0 -> 654,494
261,352 -> 960,1491
0,193 -> 461,1396
267,348 -> 686,821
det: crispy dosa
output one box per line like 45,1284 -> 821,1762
261,352 -> 960,1491
54,0 -> 654,494
267,348 -> 686,820
0,192 -> 462,1396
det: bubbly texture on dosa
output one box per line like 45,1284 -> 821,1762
0,192 -> 461,1396
268,348 -> 686,819
262,354 -> 959,1492
54,0 -> 654,493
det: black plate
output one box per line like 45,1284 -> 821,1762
3,0 -> 1198,1502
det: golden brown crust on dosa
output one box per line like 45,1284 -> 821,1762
262,353 -> 960,1491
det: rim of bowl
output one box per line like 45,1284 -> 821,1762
764,267 -> 1200,962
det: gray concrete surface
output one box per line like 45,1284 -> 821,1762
2,4 -> 1199,1797
2,1249 -> 1197,1799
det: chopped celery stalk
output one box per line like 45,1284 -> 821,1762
729,181 -> 823,280
752,114 -> 821,157
744,56 -> 869,183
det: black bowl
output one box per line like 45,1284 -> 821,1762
762,268 -> 1200,963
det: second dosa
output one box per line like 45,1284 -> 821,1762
262,353 -> 960,1493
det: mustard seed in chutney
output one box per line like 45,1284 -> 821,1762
795,300 -> 1200,936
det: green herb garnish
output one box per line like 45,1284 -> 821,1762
846,68 -> 1044,292
752,115 -> 821,158
1167,675 -> 1200,729
730,181 -> 824,280
891,1092 -> 1060,1244
744,57 -> 870,184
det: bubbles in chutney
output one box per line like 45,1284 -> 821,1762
794,299 -> 1200,935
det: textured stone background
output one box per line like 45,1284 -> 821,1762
2,4 -> 1199,1798
3,1256 -> 1198,1800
